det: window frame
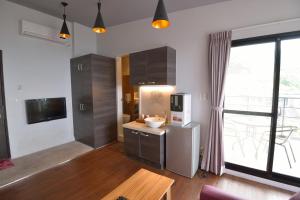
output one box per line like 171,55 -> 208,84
224,30 -> 300,187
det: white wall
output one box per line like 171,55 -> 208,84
72,22 -> 97,57
0,0 -> 98,158
97,0 -> 300,147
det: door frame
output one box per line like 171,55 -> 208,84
116,56 -> 124,142
224,31 -> 300,187
0,50 -> 10,159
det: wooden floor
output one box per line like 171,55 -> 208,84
0,141 -> 92,187
0,143 -> 294,200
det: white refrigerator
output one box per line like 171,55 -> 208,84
166,122 -> 200,178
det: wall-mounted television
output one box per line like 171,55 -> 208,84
25,98 -> 67,124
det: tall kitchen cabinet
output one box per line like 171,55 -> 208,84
70,54 -> 117,148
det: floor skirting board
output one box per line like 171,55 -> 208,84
224,168 -> 300,192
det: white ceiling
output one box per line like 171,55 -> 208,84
8,0 -> 230,27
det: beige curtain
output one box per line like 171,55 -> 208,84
201,31 -> 232,175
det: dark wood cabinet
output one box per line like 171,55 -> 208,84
140,132 -> 164,164
123,128 -> 165,169
129,46 -> 176,86
124,128 -> 140,157
71,54 -> 117,148
130,51 -> 148,85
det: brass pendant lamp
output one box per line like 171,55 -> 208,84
152,0 -> 170,29
92,0 -> 106,33
59,2 -> 71,39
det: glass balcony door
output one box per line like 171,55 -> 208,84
224,42 -> 275,171
273,38 -> 300,178
224,31 -> 300,187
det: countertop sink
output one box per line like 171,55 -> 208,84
144,117 -> 166,128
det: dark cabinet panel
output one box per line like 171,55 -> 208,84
70,58 -> 94,147
94,123 -> 117,147
71,54 -> 117,148
146,47 -> 168,85
123,128 -> 165,169
166,47 -> 176,85
91,55 -> 117,147
140,132 -> 162,163
129,52 -> 147,85
129,46 -> 176,86
0,50 -> 10,159
124,128 -> 140,157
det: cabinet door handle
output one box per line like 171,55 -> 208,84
131,131 -> 139,135
138,82 -> 145,85
79,103 -> 85,111
0,105 -> 3,119
77,64 -> 83,71
148,81 -> 156,84
141,133 -> 149,137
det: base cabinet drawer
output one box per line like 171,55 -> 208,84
123,128 -> 165,169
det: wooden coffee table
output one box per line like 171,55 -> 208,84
101,168 -> 175,200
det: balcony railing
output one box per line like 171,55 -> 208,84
225,95 -> 300,138
224,96 -> 300,173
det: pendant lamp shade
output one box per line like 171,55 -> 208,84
59,2 -> 71,39
152,0 -> 169,29
93,1 -> 106,33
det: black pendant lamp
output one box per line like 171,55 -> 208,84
152,0 -> 170,29
59,2 -> 71,39
92,0 -> 106,33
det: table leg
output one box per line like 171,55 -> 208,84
166,188 -> 171,200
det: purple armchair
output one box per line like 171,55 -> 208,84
200,185 -> 300,200
291,192 -> 300,200
200,185 -> 245,200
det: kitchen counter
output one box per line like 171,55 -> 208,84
122,121 -> 167,136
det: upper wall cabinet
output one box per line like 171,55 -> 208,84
129,46 -> 176,86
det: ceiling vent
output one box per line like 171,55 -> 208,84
20,20 -> 71,46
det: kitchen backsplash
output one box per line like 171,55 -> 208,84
139,86 -> 176,121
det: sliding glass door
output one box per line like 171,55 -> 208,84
224,42 -> 275,170
223,31 -> 300,187
273,38 -> 300,179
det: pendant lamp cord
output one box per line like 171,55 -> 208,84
62,3 -> 67,21
98,0 -> 101,11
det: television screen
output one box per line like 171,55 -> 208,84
25,98 -> 67,124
